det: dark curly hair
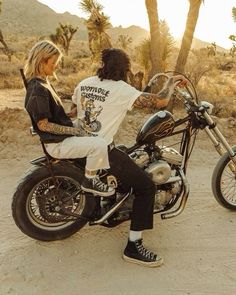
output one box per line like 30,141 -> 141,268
97,48 -> 131,82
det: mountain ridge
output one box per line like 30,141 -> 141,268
0,0 -> 227,50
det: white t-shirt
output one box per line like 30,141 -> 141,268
72,76 -> 142,144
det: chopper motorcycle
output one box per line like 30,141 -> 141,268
12,73 -> 236,241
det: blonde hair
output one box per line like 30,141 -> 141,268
25,40 -> 63,105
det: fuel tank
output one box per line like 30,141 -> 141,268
136,110 -> 175,144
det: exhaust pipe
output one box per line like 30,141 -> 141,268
161,170 -> 189,219
89,189 -> 132,225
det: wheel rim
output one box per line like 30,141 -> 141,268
26,176 -> 86,231
220,162 -> 236,206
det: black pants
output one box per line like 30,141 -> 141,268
108,148 -> 156,231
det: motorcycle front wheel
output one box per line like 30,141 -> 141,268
12,163 -> 96,241
212,148 -> 236,210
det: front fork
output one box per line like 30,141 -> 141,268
204,112 -> 236,172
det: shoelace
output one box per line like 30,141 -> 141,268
136,242 -> 156,261
93,178 -> 110,192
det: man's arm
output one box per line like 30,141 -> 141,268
133,76 -> 185,110
37,118 -> 86,136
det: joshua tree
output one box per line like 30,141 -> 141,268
79,0 -> 112,59
175,0 -> 204,73
117,34 -> 133,50
232,7 -> 236,22
207,42 -> 217,57
50,23 -> 78,56
230,44 -> 236,57
229,7 -> 236,41
145,0 -> 163,78
229,34 -> 236,42
136,38 -> 152,80
136,20 -> 174,79
159,20 -> 175,70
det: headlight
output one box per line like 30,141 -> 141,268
200,101 -> 214,114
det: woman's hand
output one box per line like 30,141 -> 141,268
67,106 -> 77,118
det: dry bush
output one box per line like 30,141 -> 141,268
197,71 -> 236,118
0,57 -> 23,89
1,36 -> 236,120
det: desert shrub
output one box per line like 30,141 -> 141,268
0,58 -> 23,89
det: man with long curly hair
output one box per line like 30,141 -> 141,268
72,48 -> 187,267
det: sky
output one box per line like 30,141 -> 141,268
37,0 -> 236,49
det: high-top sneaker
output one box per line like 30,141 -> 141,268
81,176 -> 115,197
123,239 -> 163,267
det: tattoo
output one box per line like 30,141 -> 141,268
134,77 -> 175,110
37,119 -> 87,136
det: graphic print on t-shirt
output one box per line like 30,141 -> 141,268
80,96 -> 103,132
73,76 -> 142,144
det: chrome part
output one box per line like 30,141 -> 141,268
160,147 -> 183,165
161,170 -> 189,219
107,175 -> 118,188
130,150 -> 149,167
205,127 -> 226,156
26,176 -> 84,230
165,176 -> 182,184
90,190 -> 132,225
154,182 -> 181,210
200,101 -> 214,114
145,161 -> 171,184
204,116 -> 236,172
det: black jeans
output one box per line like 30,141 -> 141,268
108,148 -> 156,231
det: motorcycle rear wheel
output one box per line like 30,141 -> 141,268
212,148 -> 236,210
12,163 -> 96,241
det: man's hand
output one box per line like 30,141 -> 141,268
173,75 -> 188,88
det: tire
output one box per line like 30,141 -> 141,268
12,163 -> 96,241
212,146 -> 236,210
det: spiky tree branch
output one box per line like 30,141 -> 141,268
50,23 -> 78,55
80,0 -> 112,59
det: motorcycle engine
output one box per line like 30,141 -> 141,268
129,147 -> 183,210
145,160 -> 171,184
154,182 -> 181,210
129,150 -> 149,168
159,147 -> 183,166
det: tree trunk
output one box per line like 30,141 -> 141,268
0,29 -> 12,61
175,0 -> 202,74
145,0 -> 163,79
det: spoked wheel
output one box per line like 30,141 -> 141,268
12,164 -> 96,241
212,148 -> 236,210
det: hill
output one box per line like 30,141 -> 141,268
0,0 -> 148,44
0,0 -> 87,39
0,0 -> 227,50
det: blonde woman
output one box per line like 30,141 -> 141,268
24,40 -> 114,197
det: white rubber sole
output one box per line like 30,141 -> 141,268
81,186 -> 115,197
123,254 -> 164,268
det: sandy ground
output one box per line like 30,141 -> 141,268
0,89 -> 236,295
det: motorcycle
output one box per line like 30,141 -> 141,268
12,73 -> 236,241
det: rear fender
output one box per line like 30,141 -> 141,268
30,156 -> 62,166
30,156 -> 49,166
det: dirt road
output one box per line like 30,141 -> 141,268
0,89 -> 236,295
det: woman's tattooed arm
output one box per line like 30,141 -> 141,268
133,77 -> 175,109
37,118 -> 87,136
